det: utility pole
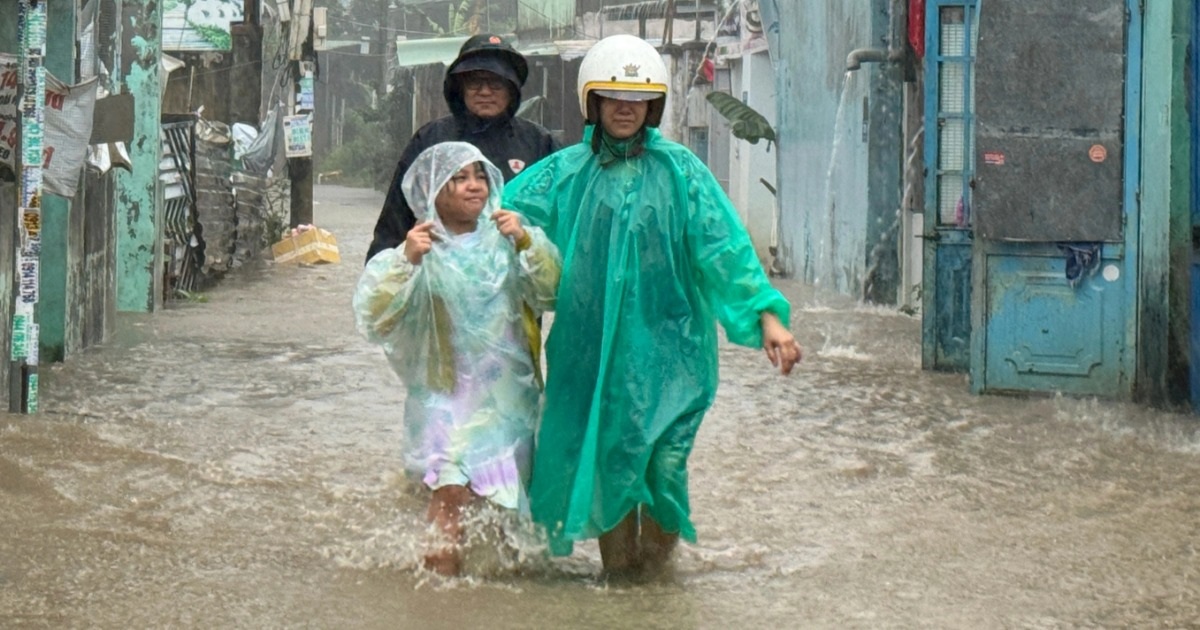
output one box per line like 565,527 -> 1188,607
287,0 -> 315,227
9,0 -> 47,413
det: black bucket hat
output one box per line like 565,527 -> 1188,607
447,34 -> 529,87
444,34 -> 529,117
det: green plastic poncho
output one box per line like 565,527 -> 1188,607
502,126 -> 791,554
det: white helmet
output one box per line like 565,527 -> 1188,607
577,34 -> 669,126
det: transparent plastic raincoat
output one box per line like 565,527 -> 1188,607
353,142 -> 561,511
502,126 -> 791,554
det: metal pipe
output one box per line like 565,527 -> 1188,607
845,48 -> 890,72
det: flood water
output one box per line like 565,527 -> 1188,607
2,185 -> 1197,628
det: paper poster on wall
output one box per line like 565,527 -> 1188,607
0,54 -> 99,198
283,114 -> 312,158
163,0 -> 244,51
298,72 -> 314,111
11,313 -> 29,360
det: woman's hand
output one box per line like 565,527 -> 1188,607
404,221 -> 437,264
491,210 -> 529,248
761,312 -> 802,375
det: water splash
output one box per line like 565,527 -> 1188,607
818,71 -> 857,288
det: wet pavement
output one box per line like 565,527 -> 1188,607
1,185 -> 1198,629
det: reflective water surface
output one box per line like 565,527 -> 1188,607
2,186 -> 1197,628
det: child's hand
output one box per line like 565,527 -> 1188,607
404,222 -> 437,264
491,210 -> 529,245
761,312 -> 802,375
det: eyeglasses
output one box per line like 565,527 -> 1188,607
461,75 -> 508,92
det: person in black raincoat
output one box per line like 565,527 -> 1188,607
366,34 -> 560,263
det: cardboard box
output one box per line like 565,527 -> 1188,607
271,227 -> 341,264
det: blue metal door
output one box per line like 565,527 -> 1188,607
921,1 -> 977,371
969,0 -> 1138,397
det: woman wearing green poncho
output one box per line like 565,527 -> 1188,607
502,34 -> 802,581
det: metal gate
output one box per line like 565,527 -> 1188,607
160,116 -> 204,295
969,0 -> 1138,396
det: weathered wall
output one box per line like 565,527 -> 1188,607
228,19 -> 264,126
770,0 -> 902,299
1137,0 -> 1193,406
37,0 -> 76,362
162,51 -> 234,119
0,182 -> 13,408
115,0 -> 164,312
72,171 -> 117,351
1,3 -> 16,405
0,0 -> 117,377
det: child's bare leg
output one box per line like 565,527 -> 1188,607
424,484 -> 472,576
638,513 -> 678,581
598,510 -> 640,578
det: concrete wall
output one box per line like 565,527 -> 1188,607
771,0 -> 901,299
114,0 -> 164,312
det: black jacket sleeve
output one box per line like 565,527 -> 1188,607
365,132 -> 430,263
545,132 -> 563,155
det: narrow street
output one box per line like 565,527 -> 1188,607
1,185 -> 1198,628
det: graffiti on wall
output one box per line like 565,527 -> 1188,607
163,0 -> 245,51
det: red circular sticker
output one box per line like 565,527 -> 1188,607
1088,144 -> 1107,163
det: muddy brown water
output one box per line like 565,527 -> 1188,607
1,186 -> 1197,628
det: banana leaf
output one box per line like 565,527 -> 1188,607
705,91 -> 776,150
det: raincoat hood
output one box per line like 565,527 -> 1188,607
444,34 -> 527,120
401,141 -> 504,235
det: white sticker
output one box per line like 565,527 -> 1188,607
1103,264 -> 1120,282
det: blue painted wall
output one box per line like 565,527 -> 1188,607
766,0 -> 902,299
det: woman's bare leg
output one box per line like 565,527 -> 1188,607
424,484 -> 472,576
638,513 -> 678,581
598,510 -> 640,578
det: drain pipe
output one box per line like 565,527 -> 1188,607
845,48 -> 891,71
846,0 -> 911,73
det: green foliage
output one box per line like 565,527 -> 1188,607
261,179 -> 291,248
402,0 -> 512,36
192,24 -> 232,50
346,0 -> 387,38
315,108 -> 396,189
706,91 -> 777,149
173,289 -> 210,303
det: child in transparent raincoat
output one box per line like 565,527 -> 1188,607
352,141 -> 560,576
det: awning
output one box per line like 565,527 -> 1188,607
394,37 -> 637,67
394,36 -> 471,68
